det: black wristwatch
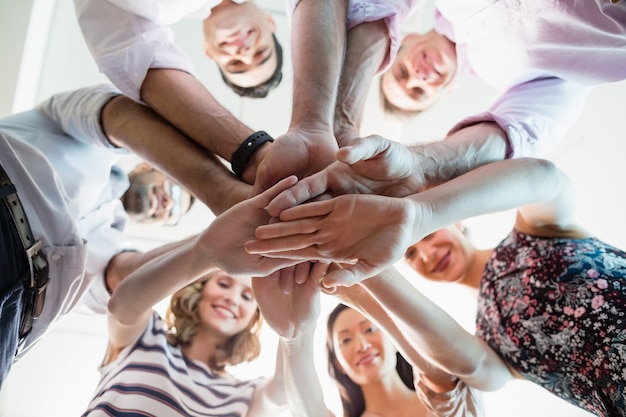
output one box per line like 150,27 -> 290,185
231,131 -> 274,179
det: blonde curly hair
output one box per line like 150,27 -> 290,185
165,270 -> 263,371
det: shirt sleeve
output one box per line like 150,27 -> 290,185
347,0 -> 423,74
74,0 -> 197,102
448,77 -> 592,158
78,199 -> 137,315
415,377 -> 485,417
36,83 -> 130,153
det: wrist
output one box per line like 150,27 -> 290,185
241,140 -> 272,185
281,326 -> 316,349
231,131 -> 274,180
333,122 -> 358,148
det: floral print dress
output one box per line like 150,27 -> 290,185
475,230 -> 626,417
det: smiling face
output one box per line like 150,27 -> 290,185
122,163 -> 193,226
331,308 -> 397,386
404,224 -> 474,284
381,30 -> 458,112
203,1 -> 277,88
197,272 -> 258,339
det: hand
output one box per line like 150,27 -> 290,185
245,193 -> 417,287
200,176 -> 304,276
251,265 -> 324,341
264,261 -> 330,294
251,128 -> 339,195
266,135 -> 424,217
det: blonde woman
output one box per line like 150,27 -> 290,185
82,177 -> 303,416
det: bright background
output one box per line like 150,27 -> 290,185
1,0 -> 625,416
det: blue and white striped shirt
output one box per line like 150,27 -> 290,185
83,312 -> 261,417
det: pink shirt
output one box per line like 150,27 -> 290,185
436,0 -> 626,157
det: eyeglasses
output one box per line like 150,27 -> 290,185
164,180 -> 184,226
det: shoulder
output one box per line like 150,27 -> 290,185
514,212 -> 591,240
102,311 -> 163,366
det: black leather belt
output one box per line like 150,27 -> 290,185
0,163 -> 49,339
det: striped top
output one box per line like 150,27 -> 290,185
83,312 -> 261,417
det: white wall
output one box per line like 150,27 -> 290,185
1,0 -> 624,416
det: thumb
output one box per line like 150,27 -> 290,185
337,135 -> 387,165
322,261 -> 378,288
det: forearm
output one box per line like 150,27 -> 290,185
409,122 -> 509,191
280,330 -> 334,417
334,20 -> 389,147
140,68 -> 254,161
246,344 -> 288,417
108,236 -> 217,324
290,0 -> 348,130
407,158 -> 562,239
361,269 -> 511,391
102,95 -> 250,214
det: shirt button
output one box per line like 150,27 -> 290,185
50,253 -> 62,261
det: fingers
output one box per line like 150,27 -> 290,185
294,262 -> 312,285
265,171 -> 330,217
321,261 -> 376,288
254,217 -> 322,240
278,266 -> 296,294
257,257 -> 308,277
337,135 -> 390,164
253,175 -> 298,207
246,234 -> 320,254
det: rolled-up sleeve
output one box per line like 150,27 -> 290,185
416,377 -> 485,417
74,0 -> 196,102
448,77 -> 592,158
36,83 -> 130,152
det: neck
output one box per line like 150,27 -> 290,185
180,331 -> 228,371
360,373 -> 425,417
461,248 -> 493,291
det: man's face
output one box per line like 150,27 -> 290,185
381,30 -> 458,112
203,2 -> 277,88
121,163 -> 193,226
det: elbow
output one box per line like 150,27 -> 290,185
455,347 -> 512,392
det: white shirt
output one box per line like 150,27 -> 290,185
73,0 -> 247,102
0,84 -> 133,359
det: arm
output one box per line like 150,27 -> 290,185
251,266 -> 335,417
359,268 -> 513,391
328,282 -> 458,392
140,69 -> 255,168
74,0 -> 261,185
245,344 -> 287,417
264,123 -> 508,216
106,177 -> 304,350
252,0 -> 348,193
334,20 -> 390,147
247,158 -> 582,285
102,94 -> 250,214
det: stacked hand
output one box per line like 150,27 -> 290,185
200,176 -> 304,277
251,127 -> 339,196
252,268 -> 323,341
265,135 -> 424,217
245,193 -> 417,287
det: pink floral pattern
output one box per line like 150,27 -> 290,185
476,230 -> 626,417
